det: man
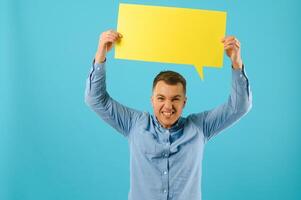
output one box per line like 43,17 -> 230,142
85,30 -> 252,200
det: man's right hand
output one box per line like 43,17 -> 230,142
95,30 -> 122,64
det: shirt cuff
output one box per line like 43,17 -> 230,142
92,58 -> 106,72
231,64 -> 251,97
232,64 -> 248,83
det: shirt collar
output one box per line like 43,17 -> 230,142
152,115 -> 184,132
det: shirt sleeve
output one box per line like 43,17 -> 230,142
190,65 -> 253,141
84,59 -> 144,138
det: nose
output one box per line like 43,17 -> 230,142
164,100 -> 173,110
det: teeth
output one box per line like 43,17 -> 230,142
162,111 -> 174,117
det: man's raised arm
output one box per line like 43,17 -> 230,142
190,36 -> 252,141
85,30 -> 143,137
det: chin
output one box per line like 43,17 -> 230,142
162,119 -> 177,128
156,112 -> 180,128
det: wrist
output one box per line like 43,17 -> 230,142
232,59 -> 243,70
95,51 -> 106,64
97,42 -> 107,53
95,42 -> 107,63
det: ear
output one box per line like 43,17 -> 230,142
151,95 -> 154,107
183,96 -> 187,108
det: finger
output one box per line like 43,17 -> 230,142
224,44 -> 238,50
106,34 -> 118,39
226,41 -> 240,49
234,41 -> 240,48
107,30 -> 122,38
104,34 -> 118,42
106,36 -> 118,43
223,37 -> 240,47
223,41 -> 237,47
222,38 -> 234,44
117,32 -> 123,38
221,36 -> 234,42
106,32 -> 118,39
224,46 -> 234,51
224,41 -> 240,46
224,38 -> 240,46
222,36 -> 235,43
224,38 -> 236,45
232,38 -> 240,47
224,44 -> 233,50
107,29 -> 115,34
107,34 -> 122,42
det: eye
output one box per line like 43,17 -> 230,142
157,97 -> 164,101
172,98 -> 180,102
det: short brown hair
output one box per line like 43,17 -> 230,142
152,70 -> 186,94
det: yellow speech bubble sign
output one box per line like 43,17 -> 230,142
115,3 -> 227,79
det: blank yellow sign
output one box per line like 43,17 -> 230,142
115,3 -> 227,79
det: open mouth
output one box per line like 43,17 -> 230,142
161,111 -> 175,118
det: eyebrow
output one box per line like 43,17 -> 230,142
156,94 -> 182,98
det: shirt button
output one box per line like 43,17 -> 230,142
163,189 -> 167,193
163,171 -> 167,175
240,74 -> 243,78
97,67 -> 100,70
163,153 -> 168,157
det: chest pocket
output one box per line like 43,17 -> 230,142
133,129 -> 159,155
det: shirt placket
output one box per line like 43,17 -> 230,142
160,129 -> 171,199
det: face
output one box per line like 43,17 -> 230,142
151,81 -> 187,129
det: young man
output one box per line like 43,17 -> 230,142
85,30 -> 252,200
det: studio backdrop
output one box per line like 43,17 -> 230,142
0,0 -> 300,199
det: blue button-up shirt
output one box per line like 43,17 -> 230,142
85,60 -> 252,200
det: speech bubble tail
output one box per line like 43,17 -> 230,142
194,66 -> 204,80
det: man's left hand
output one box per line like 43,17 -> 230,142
222,36 -> 243,70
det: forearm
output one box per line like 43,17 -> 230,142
95,48 -> 106,64
229,65 -> 252,114
85,60 -> 109,108
84,59 -> 143,136
202,65 -> 252,139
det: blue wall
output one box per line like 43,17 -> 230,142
1,0 -> 300,199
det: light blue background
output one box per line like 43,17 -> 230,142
1,0 -> 300,199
